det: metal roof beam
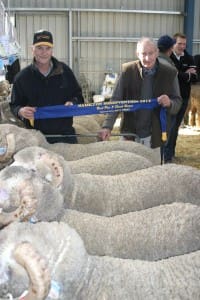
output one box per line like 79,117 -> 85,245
5,7 -> 183,15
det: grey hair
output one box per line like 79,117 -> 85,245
136,37 -> 157,53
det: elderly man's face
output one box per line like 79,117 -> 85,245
137,41 -> 158,69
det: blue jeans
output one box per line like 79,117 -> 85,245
134,136 -> 151,148
120,135 -> 151,148
164,98 -> 189,162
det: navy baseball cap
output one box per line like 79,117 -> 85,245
33,30 -> 53,47
157,35 -> 176,50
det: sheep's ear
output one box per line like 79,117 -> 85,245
0,181 -> 37,228
0,133 -> 15,162
14,241 -> 51,299
40,153 -> 64,188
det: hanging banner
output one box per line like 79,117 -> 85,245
34,99 -> 159,118
33,98 -> 167,141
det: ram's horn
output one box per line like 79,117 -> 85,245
0,133 -> 15,162
0,181 -> 37,227
14,242 -> 51,300
39,153 -> 64,188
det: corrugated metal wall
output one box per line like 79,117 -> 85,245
3,0 -> 199,97
16,12 -> 68,65
71,9 -> 184,95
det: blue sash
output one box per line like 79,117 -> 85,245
33,98 -> 167,141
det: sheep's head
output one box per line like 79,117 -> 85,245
13,146 -> 73,195
0,80 -> 10,97
0,166 -> 64,227
0,124 -> 48,155
0,221 -> 88,299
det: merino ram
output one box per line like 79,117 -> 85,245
12,146 -> 154,176
0,124 -> 160,168
0,166 -> 65,228
0,159 -> 200,217
61,202 -> 200,260
1,153 -> 200,261
0,222 -> 199,300
10,149 -> 200,215
1,168 -> 199,261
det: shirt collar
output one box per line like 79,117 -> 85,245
173,51 -> 184,60
142,63 -> 157,77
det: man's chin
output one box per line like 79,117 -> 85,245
143,65 -> 153,69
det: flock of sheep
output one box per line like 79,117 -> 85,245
0,80 -> 200,299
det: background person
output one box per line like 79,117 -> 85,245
157,34 -> 180,163
10,29 -> 84,144
164,32 -> 197,162
99,37 -> 182,151
157,34 -> 176,67
194,54 -> 200,81
5,57 -> 21,84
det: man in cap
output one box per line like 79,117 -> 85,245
10,29 -> 84,143
157,34 -> 181,163
157,35 -> 176,67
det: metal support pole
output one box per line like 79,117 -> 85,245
184,0 -> 195,54
68,9 -> 73,68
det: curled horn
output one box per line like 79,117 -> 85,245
39,153 -> 64,188
14,242 -> 51,300
0,181 -> 37,227
0,133 -> 15,162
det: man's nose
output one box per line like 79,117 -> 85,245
144,55 -> 150,60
